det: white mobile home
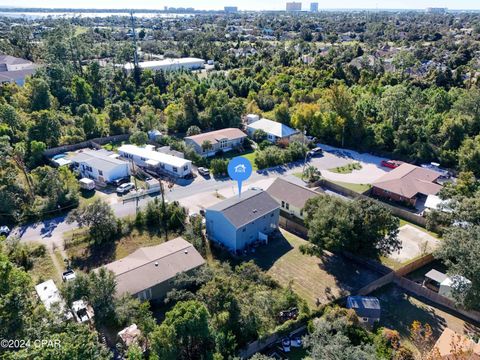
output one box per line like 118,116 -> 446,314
118,144 -> 192,178
35,279 -> 73,321
70,149 -> 130,184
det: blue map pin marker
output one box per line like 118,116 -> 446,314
228,157 -> 253,198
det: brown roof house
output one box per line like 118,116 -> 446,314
185,128 -> 247,157
98,237 -> 205,302
266,178 -> 321,220
432,328 -> 480,359
372,163 -> 442,206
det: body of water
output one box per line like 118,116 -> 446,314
0,11 -> 194,19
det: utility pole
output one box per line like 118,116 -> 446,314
130,11 -> 139,68
301,127 -> 308,180
159,179 -> 168,242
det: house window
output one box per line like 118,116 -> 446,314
281,201 -> 285,208
271,213 -> 274,217
141,157 -> 146,161
242,227 -> 246,232
173,167 -> 178,173
285,203 -> 290,210
86,166 -> 93,172
184,165 -> 188,171
98,170 -> 103,176
220,139 -> 228,149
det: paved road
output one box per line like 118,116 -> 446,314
12,150 -> 360,251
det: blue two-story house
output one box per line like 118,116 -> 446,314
205,189 -> 280,253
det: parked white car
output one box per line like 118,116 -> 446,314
0,226 -> 10,236
116,182 -> 135,194
62,269 -> 76,282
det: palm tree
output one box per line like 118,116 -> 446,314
303,166 -> 321,183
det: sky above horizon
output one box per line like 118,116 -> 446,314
0,0 -> 478,11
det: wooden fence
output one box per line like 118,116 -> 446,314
394,277 -> 480,324
351,252 -> 480,325
43,134 -> 130,157
278,212 -> 308,238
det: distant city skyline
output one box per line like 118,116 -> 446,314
0,0 -> 478,11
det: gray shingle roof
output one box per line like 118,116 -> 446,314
98,237 -> 205,297
267,178 -> 321,209
208,189 -> 280,228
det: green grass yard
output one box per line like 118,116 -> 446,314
244,230 -> 380,309
330,180 -> 371,194
29,250 -> 60,284
63,227 -> 179,271
329,162 -> 362,174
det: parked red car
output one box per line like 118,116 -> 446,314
381,160 -> 404,169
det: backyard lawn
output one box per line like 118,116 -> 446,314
244,229 -> 380,309
63,228 -> 179,270
330,180 -> 371,194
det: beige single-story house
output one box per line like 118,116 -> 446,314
184,128 -> 247,157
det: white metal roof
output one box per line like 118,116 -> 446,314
35,279 -> 62,311
123,57 -> 205,71
247,118 -> 299,138
70,149 -> 128,172
35,279 -> 72,319
118,144 -> 191,168
79,178 -> 95,185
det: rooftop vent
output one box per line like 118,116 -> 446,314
154,262 -> 158,267
253,209 -> 257,213
184,249 -> 188,254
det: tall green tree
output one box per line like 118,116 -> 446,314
303,196 -> 400,258
149,300 -> 215,360
67,199 -> 118,244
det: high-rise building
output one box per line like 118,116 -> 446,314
224,6 -> 238,13
310,2 -> 318,12
286,2 -> 302,11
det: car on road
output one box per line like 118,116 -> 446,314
62,269 -> 76,282
42,223 -> 55,237
308,147 -> 323,157
381,159 -> 403,169
0,226 -> 10,236
110,177 -> 131,187
290,337 -> 302,347
281,338 -> 291,353
197,167 -> 210,177
116,182 -> 135,194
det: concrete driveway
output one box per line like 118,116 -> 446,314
317,144 -> 391,184
388,225 -> 440,263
